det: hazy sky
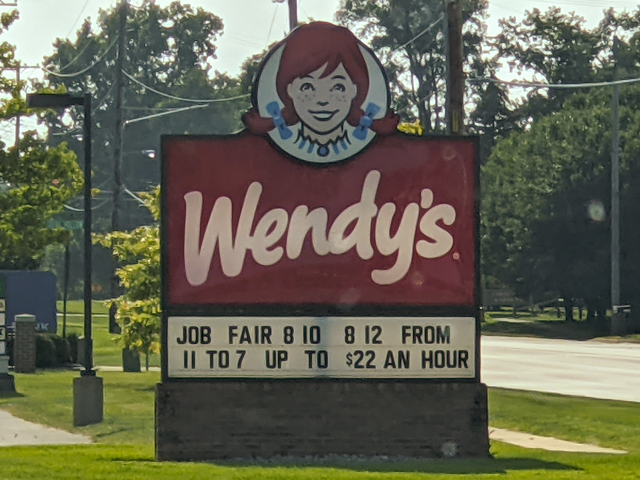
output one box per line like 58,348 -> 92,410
3,0 -> 636,83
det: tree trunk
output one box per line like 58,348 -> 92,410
564,297 -> 574,322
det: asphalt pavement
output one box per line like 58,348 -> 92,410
481,336 -> 640,402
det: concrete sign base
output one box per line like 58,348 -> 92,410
155,381 -> 489,461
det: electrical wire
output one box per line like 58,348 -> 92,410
63,198 -> 109,212
531,0 -> 638,7
471,75 -> 640,89
393,13 -> 446,53
265,3 -> 280,48
123,186 -> 145,205
123,103 -> 209,126
42,36 -> 118,78
122,69 -> 251,103
59,38 -> 94,72
64,0 -> 91,41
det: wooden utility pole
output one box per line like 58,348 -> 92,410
611,36 -> 621,309
288,0 -> 298,32
15,64 -> 20,149
110,0 -> 127,333
446,0 -> 464,134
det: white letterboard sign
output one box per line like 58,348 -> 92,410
167,316 -> 475,379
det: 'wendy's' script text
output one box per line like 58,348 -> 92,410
183,170 -> 456,286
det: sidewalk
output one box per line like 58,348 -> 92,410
0,410 -> 91,446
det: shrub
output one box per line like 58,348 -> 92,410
6,337 -> 13,366
51,335 -> 71,364
67,333 -> 79,364
36,335 -> 56,368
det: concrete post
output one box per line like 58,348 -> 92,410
73,375 -> 104,426
14,314 -> 36,374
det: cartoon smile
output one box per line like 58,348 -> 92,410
309,109 -> 338,121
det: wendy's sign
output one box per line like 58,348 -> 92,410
164,134 -> 477,309
162,22 -> 479,313
157,23 -> 487,461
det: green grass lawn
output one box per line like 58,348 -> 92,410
0,371 -> 158,444
56,300 -> 160,368
3,370 -> 640,479
1,302 -> 632,477
482,308 -> 640,343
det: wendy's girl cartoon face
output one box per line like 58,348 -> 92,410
287,63 -> 358,135
243,22 -> 399,164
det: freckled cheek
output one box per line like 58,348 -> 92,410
301,94 -> 315,104
294,94 -> 315,108
330,93 -> 350,104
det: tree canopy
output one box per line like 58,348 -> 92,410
337,0 -> 489,133
0,11 -> 83,270
482,6 -> 640,318
41,0 -> 249,231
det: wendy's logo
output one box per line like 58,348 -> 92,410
243,22 -> 399,164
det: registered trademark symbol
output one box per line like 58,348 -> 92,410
453,252 -> 460,260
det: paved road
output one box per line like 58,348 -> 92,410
481,336 -> 640,403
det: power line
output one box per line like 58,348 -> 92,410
124,103 -> 209,126
471,75 -> 640,89
42,37 -> 118,78
265,2 -> 280,48
63,199 -> 109,212
122,69 -> 250,103
123,186 -> 145,205
64,0 -> 92,40
59,38 -> 95,72
393,13 -> 446,53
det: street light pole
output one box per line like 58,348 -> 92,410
82,93 -> 94,374
611,37 -> 621,309
26,92 -> 102,426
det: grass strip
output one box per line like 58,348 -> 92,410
0,371 -> 158,445
1,443 -> 640,480
2,372 -> 640,478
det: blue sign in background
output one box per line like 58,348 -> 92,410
0,271 -> 57,333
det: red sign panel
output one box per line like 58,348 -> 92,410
163,133 -> 477,307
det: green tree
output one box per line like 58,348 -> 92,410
482,83 -> 640,321
42,1 -> 248,220
492,7 -> 640,121
0,11 -> 83,270
337,0 -> 488,133
39,1 -> 250,295
96,188 -> 160,370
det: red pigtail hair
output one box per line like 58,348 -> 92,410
372,109 -> 400,135
242,108 -> 275,135
242,106 -> 300,136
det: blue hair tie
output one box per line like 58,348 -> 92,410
353,103 -> 381,140
266,102 -> 293,140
